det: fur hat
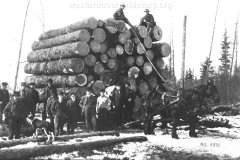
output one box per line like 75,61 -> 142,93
1,82 -> 8,86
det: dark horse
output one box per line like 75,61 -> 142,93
142,79 -> 220,139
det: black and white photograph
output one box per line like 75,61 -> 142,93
0,0 -> 240,159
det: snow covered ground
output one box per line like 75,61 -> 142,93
1,115 -> 240,160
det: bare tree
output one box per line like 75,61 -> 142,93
181,16 -> 187,88
205,0 -> 220,82
230,10 -> 240,76
14,0 -> 31,91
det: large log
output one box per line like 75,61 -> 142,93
136,26 -> 147,39
25,74 -> 87,88
32,29 -> 91,50
128,67 -> 140,79
93,28 -> 106,43
38,17 -> 98,41
155,57 -> 165,70
89,40 -> 101,53
125,77 -> 137,92
84,54 -> 96,66
144,36 -> 152,49
0,136 -> 147,159
24,58 -> 85,75
91,80 -> 105,96
136,43 -> 145,54
117,20 -> 126,32
116,45 -> 124,55
87,75 -> 94,83
126,56 -> 135,67
107,48 -> 118,59
147,74 -> 159,89
74,74 -> 88,86
150,25 -> 163,42
97,19 -> 104,27
124,39 -> 134,55
136,56 -> 144,67
0,124 -> 33,138
100,70 -> 116,86
104,18 -> 118,34
99,41 -> 108,53
0,131 -> 120,149
62,87 -> 87,100
94,62 -> 105,75
146,50 -> 154,60
138,80 -> 149,96
143,62 -> 153,75
152,42 -> 171,57
27,41 -> 90,63
118,29 -> 131,44
107,59 -> 117,69
100,54 -> 108,63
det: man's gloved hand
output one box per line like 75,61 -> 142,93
96,114 -> 98,119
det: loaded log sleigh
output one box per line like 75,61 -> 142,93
20,16 -> 229,140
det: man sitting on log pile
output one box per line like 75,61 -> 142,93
139,9 -> 156,35
42,79 -> 57,121
80,88 -> 97,132
0,82 -> 10,124
113,3 -> 134,28
3,91 -> 28,140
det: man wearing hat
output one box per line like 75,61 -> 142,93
79,88 -> 97,132
42,79 -> 57,121
3,91 -> 28,140
20,82 -> 29,110
113,3 -> 134,28
96,89 -> 111,131
66,93 -> 79,134
139,9 -> 156,35
0,82 -> 10,123
27,82 -> 39,117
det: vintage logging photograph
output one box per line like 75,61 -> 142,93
0,0 -> 240,159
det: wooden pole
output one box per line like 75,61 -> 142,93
39,0 -> 45,32
14,0 -> 31,91
181,16 -> 187,88
172,27 -> 175,85
205,0 -> 219,82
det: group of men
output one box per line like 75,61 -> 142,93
113,3 -> 156,35
0,78 -> 136,140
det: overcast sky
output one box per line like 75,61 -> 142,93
0,0 -> 239,89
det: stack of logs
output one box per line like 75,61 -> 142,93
24,17 -> 171,117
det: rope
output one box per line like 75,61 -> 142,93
130,28 -> 175,90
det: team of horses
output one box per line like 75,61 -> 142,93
142,79 -> 220,139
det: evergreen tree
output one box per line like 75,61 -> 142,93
219,29 -> 231,75
200,57 -> 215,82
